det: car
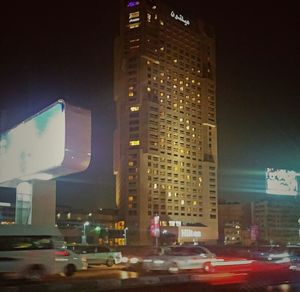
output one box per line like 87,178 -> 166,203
248,246 -> 289,261
0,224 -> 74,280
54,249 -> 88,276
66,244 -> 122,267
142,245 -> 217,273
286,245 -> 300,271
203,256 -> 291,274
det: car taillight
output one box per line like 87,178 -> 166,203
55,250 -> 70,256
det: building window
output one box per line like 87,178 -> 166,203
130,106 -> 140,112
129,140 -> 140,146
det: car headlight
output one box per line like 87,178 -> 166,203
129,257 -> 139,264
121,257 -> 129,263
143,259 -> 153,263
153,260 -> 165,264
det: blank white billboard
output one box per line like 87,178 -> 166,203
0,100 -> 91,187
266,168 -> 298,196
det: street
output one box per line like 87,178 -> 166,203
3,264 -> 300,291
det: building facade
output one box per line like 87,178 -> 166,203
218,201 -> 252,245
252,199 -> 300,245
114,0 -> 218,244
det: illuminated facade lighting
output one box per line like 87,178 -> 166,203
114,0 -> 218,245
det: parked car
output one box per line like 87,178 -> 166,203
66,244 -> 122,267
142,245 -> 217,273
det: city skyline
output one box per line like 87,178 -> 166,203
0,1 -> 300,209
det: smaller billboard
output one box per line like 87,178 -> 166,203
266,168 -> 298,196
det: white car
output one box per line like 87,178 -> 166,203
67,244 -> 122,267
142,245 -> 217,273
55,249 -> 88,276
0,224 -> 85,280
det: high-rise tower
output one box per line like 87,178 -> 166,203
114,0 -> 218,244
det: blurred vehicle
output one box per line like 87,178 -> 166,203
0,224 -> 68,280
66,244 -> 122,267
142,245 -> 217,273
286,245 -> 300,271
203,256 -> 291,274
248,246 -> 289,261
54,249 -> 88,276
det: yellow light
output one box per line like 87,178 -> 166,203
128,196 -> 134,202
181,200 -> 185,205
130,106 -> 140,112
128,23 -> 140,29
129,11 -> 140,19
129,140 -> 140,146
147,87 -> 151,92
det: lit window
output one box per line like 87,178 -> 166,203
193,201 -> 197,206
129,11 -> 140,19
128,23 -> 140,29
173,59 -> 177,63
160,20 -> 164,25
129,18 -> 140,23
130,106 -> 140,112
128,196 -> 134,202
128,161 -> 134,166
147,87 -> 151,92
147,13 -> 151,22
154,183 -> 158,189
129,38 -> 140,43
181,200 -> 185,205
129,140 -> 140,146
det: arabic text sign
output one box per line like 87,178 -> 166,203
170,11 -> 190,26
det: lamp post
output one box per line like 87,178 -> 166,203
82,221 -> 90,244
124,227 -> 128,245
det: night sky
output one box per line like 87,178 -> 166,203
0,1 -> 299,209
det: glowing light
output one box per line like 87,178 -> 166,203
127,1 -> 139,7
129,140 -> 140,146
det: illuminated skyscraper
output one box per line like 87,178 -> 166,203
114,0 -> 218,244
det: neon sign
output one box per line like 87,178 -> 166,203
170,11 -> 190,26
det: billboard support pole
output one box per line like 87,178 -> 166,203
16,180 -> 56,225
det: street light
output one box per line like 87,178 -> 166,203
124,227 -> 128,245
82,221 -> 90,244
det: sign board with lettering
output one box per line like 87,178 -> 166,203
178,226 -> 202,243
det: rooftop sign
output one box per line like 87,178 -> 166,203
170,11 -> 190,26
